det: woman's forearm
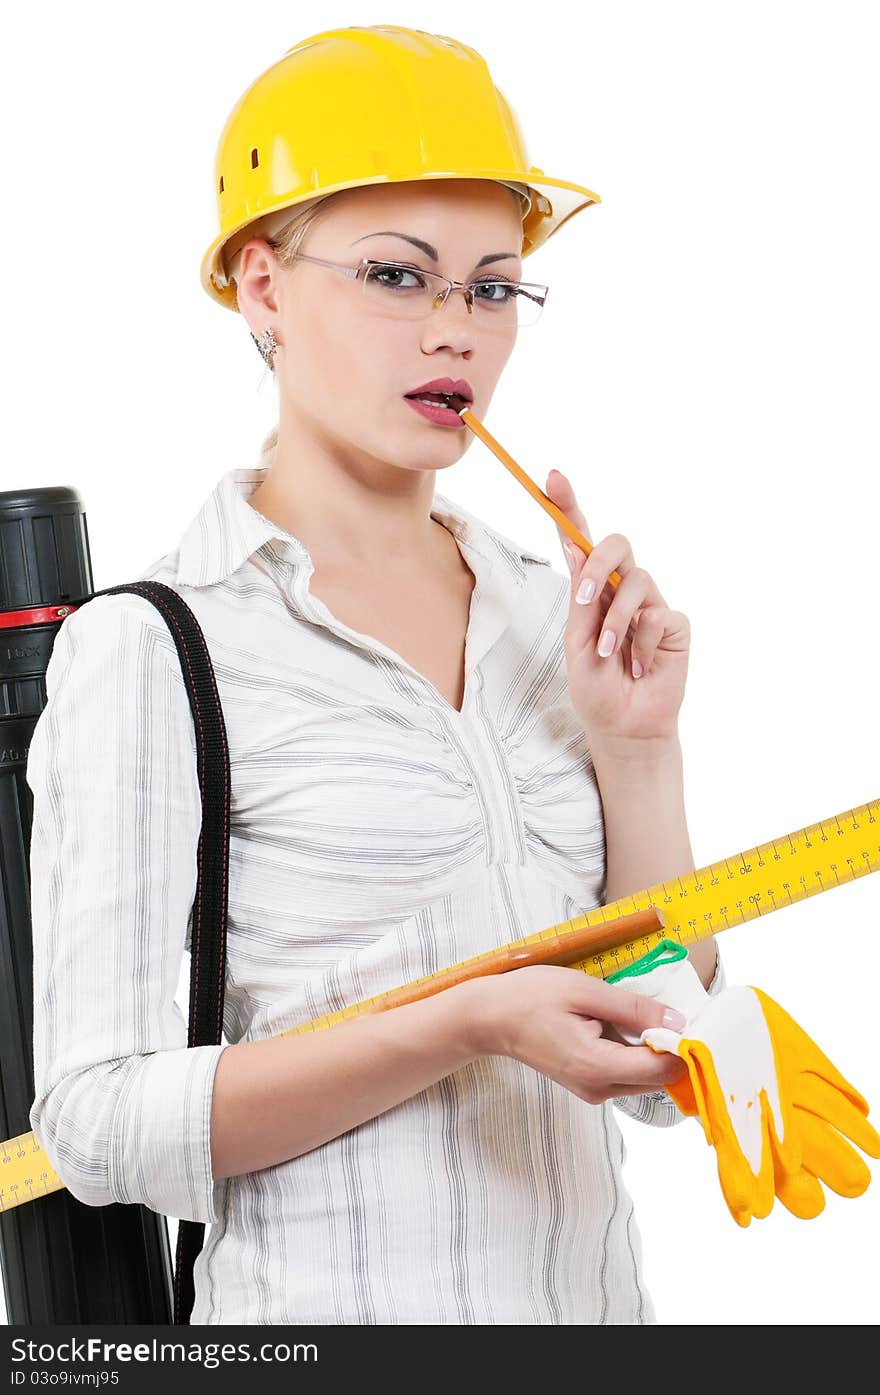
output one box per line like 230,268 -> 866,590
590,736 -> 719,990
210,979 -> 483,1180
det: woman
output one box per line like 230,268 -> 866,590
27,26 -> 723,1325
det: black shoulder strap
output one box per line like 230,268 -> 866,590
76,580 -> 230,1325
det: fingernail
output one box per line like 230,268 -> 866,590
632,658 -> 643,679
576,577 -> 596,604
662,1008 -> 687,1031
562,540 -> 577,572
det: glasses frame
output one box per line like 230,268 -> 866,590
287,253 -> 549,325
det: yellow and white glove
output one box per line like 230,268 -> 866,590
607,940 -> 880,1227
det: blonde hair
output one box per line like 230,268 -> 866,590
239,183 -> 528,468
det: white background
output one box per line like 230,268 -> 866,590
2,1 -> 878,1326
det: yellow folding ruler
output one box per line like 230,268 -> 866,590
3,795 -> 877,1213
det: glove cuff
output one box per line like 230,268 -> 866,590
606,938 -> 710,1046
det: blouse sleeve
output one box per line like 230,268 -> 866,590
610,942 -> 728,1128
26,593 -> 229,1224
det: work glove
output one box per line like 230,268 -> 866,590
606,940 -> 880,1227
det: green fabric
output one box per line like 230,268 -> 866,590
606,937 -> 687,983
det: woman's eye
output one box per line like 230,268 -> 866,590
369,263 -> 425,289
474,280 -> 516,303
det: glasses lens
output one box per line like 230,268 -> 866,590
361,262 -> 545,328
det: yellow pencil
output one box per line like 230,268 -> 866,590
458,403 -> 624,589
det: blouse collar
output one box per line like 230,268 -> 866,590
175,465 -> 552,591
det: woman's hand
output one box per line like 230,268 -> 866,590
545,468 -> 691,751
463,964 -> 689,1105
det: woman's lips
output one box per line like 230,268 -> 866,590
403,397 -> 466,428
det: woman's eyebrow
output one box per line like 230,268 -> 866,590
351,231 -> 519,268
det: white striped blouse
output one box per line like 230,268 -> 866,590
27,464 -> 725,1325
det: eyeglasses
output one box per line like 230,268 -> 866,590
287,253 -> 548,329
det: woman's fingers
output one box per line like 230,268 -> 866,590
587,1036 -> 689,1088
547,471 -> 668,661
571,972 -> 687,1036
573,563 -> 651,661
546,468 -> 592,563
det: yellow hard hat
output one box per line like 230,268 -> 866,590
200,24 -> 602,312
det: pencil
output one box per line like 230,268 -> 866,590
458,403 -> 624,591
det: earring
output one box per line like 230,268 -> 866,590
251,325 -> 277,368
